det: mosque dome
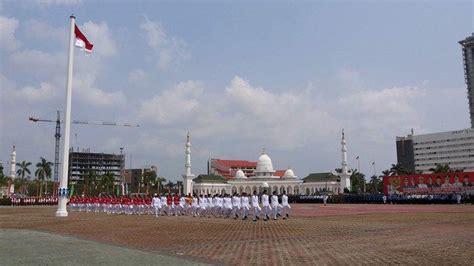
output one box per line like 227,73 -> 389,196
235,169 -> 247,179
256,152 -> 274,173
284,168 -> 295,178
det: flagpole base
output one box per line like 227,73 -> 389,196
56,196 -> 69,217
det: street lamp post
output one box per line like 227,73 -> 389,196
356,156 -> 365,193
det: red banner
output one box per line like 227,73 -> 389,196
383,172 -> 474,195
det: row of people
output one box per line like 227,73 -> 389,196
10,196 -> 58,206
70,191 -> 292,221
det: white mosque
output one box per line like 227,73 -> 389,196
182,130 -> 352,196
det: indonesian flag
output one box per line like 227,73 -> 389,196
74,25 -> 93,53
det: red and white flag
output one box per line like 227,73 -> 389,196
74,25 -> 93,53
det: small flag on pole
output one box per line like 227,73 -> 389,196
74,25 -> 93,53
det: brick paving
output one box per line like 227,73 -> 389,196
1,204 -> 473,265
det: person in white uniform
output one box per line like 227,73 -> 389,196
281,191 -> 291,219
232,193 -> 241,219
271,191 -> 279,220
241,192 -> 250,220
251,191 -> 261,222
191,194 -> 199,217
261,190 -> 271,221
152,193 -> 161,217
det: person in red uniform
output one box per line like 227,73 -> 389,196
173,194 -> 180,216
166,193 -> 173,216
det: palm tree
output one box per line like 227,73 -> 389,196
14,177 -> 30,195
143,170 -> 157,195
16,161 -> 32,180
0,174 -> 7,188
389,163 -> 410,176
165,181 -> 175,193
176,181 -> 183,195
100,172 -> 115,195
381,169 -> 391,176
156,177 -> 166,194
349,169 -> 365,193
368,175 -> 381,193
429,164 -> 451,173
16,161 -> 31,195
83,171 -> 98,196
35,157 -> 52,197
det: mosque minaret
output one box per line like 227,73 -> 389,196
182,132 -> 195,195
9,144 -> 16,194
339,129 -> 352,192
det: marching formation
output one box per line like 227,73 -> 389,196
69,190 -> 291,221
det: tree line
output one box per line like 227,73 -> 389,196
0,157 -> 183,197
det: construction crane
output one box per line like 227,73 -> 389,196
29,111 -> 139,182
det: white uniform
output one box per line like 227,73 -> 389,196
241,196 -> 250,218
251,194 -> 260,220
152,196 -> 161,217
207,197 -> 214,215
179,197 -> 186,215
232,196 -> 241,218
160,196 -> 168,214
271,195 -> 279,219
199,196 -> 207,216
261,194 -> 271,220
192,197 -> 199,216
281,194 -> 290,218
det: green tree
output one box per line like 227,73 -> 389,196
176,181 -> 183,195
389,163 -> 410,176
368,175 -> 382,193
143,170 -> 157,195
83,171 -> 98,196
14,177 -> 29,195
100,172 -> 115,195
429,164 -> 452,173
0,163 -> 8,188
16,161 -> 32,195
165,181 -> 175,193
156,177 -> 166,194
350,169 -> 366,193
16,160 -> 32,179
35,157 -> 52,197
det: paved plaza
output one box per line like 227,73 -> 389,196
1,204 -> 473,265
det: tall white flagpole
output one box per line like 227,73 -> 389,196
56,15 -> 76,217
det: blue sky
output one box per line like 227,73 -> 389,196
0,0 -> 472,181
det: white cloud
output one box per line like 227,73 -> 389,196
0,15 -> 21,51
128,69 -> 147,83
73,73 -> 126,107
80,21 -> 117,57
136,76 -> 340,150
0,74 -> 58,103
137,80 -> 204,125
23,19 -> 67,44
140,17 -> 190,70
10,49 -> 65,78
31,0 -> 82,6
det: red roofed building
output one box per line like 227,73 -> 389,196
208,158 -> 286,179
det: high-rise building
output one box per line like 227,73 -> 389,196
396,136 -> 415,173
459,33 -> 474,128
396,129 -> 474,173
123,166 -> 157,194
68,148 -> 124,182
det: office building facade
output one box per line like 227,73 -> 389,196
460,33 -> 474,127
396,128 -> 474,173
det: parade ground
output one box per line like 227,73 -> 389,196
1,204 -> 473,265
